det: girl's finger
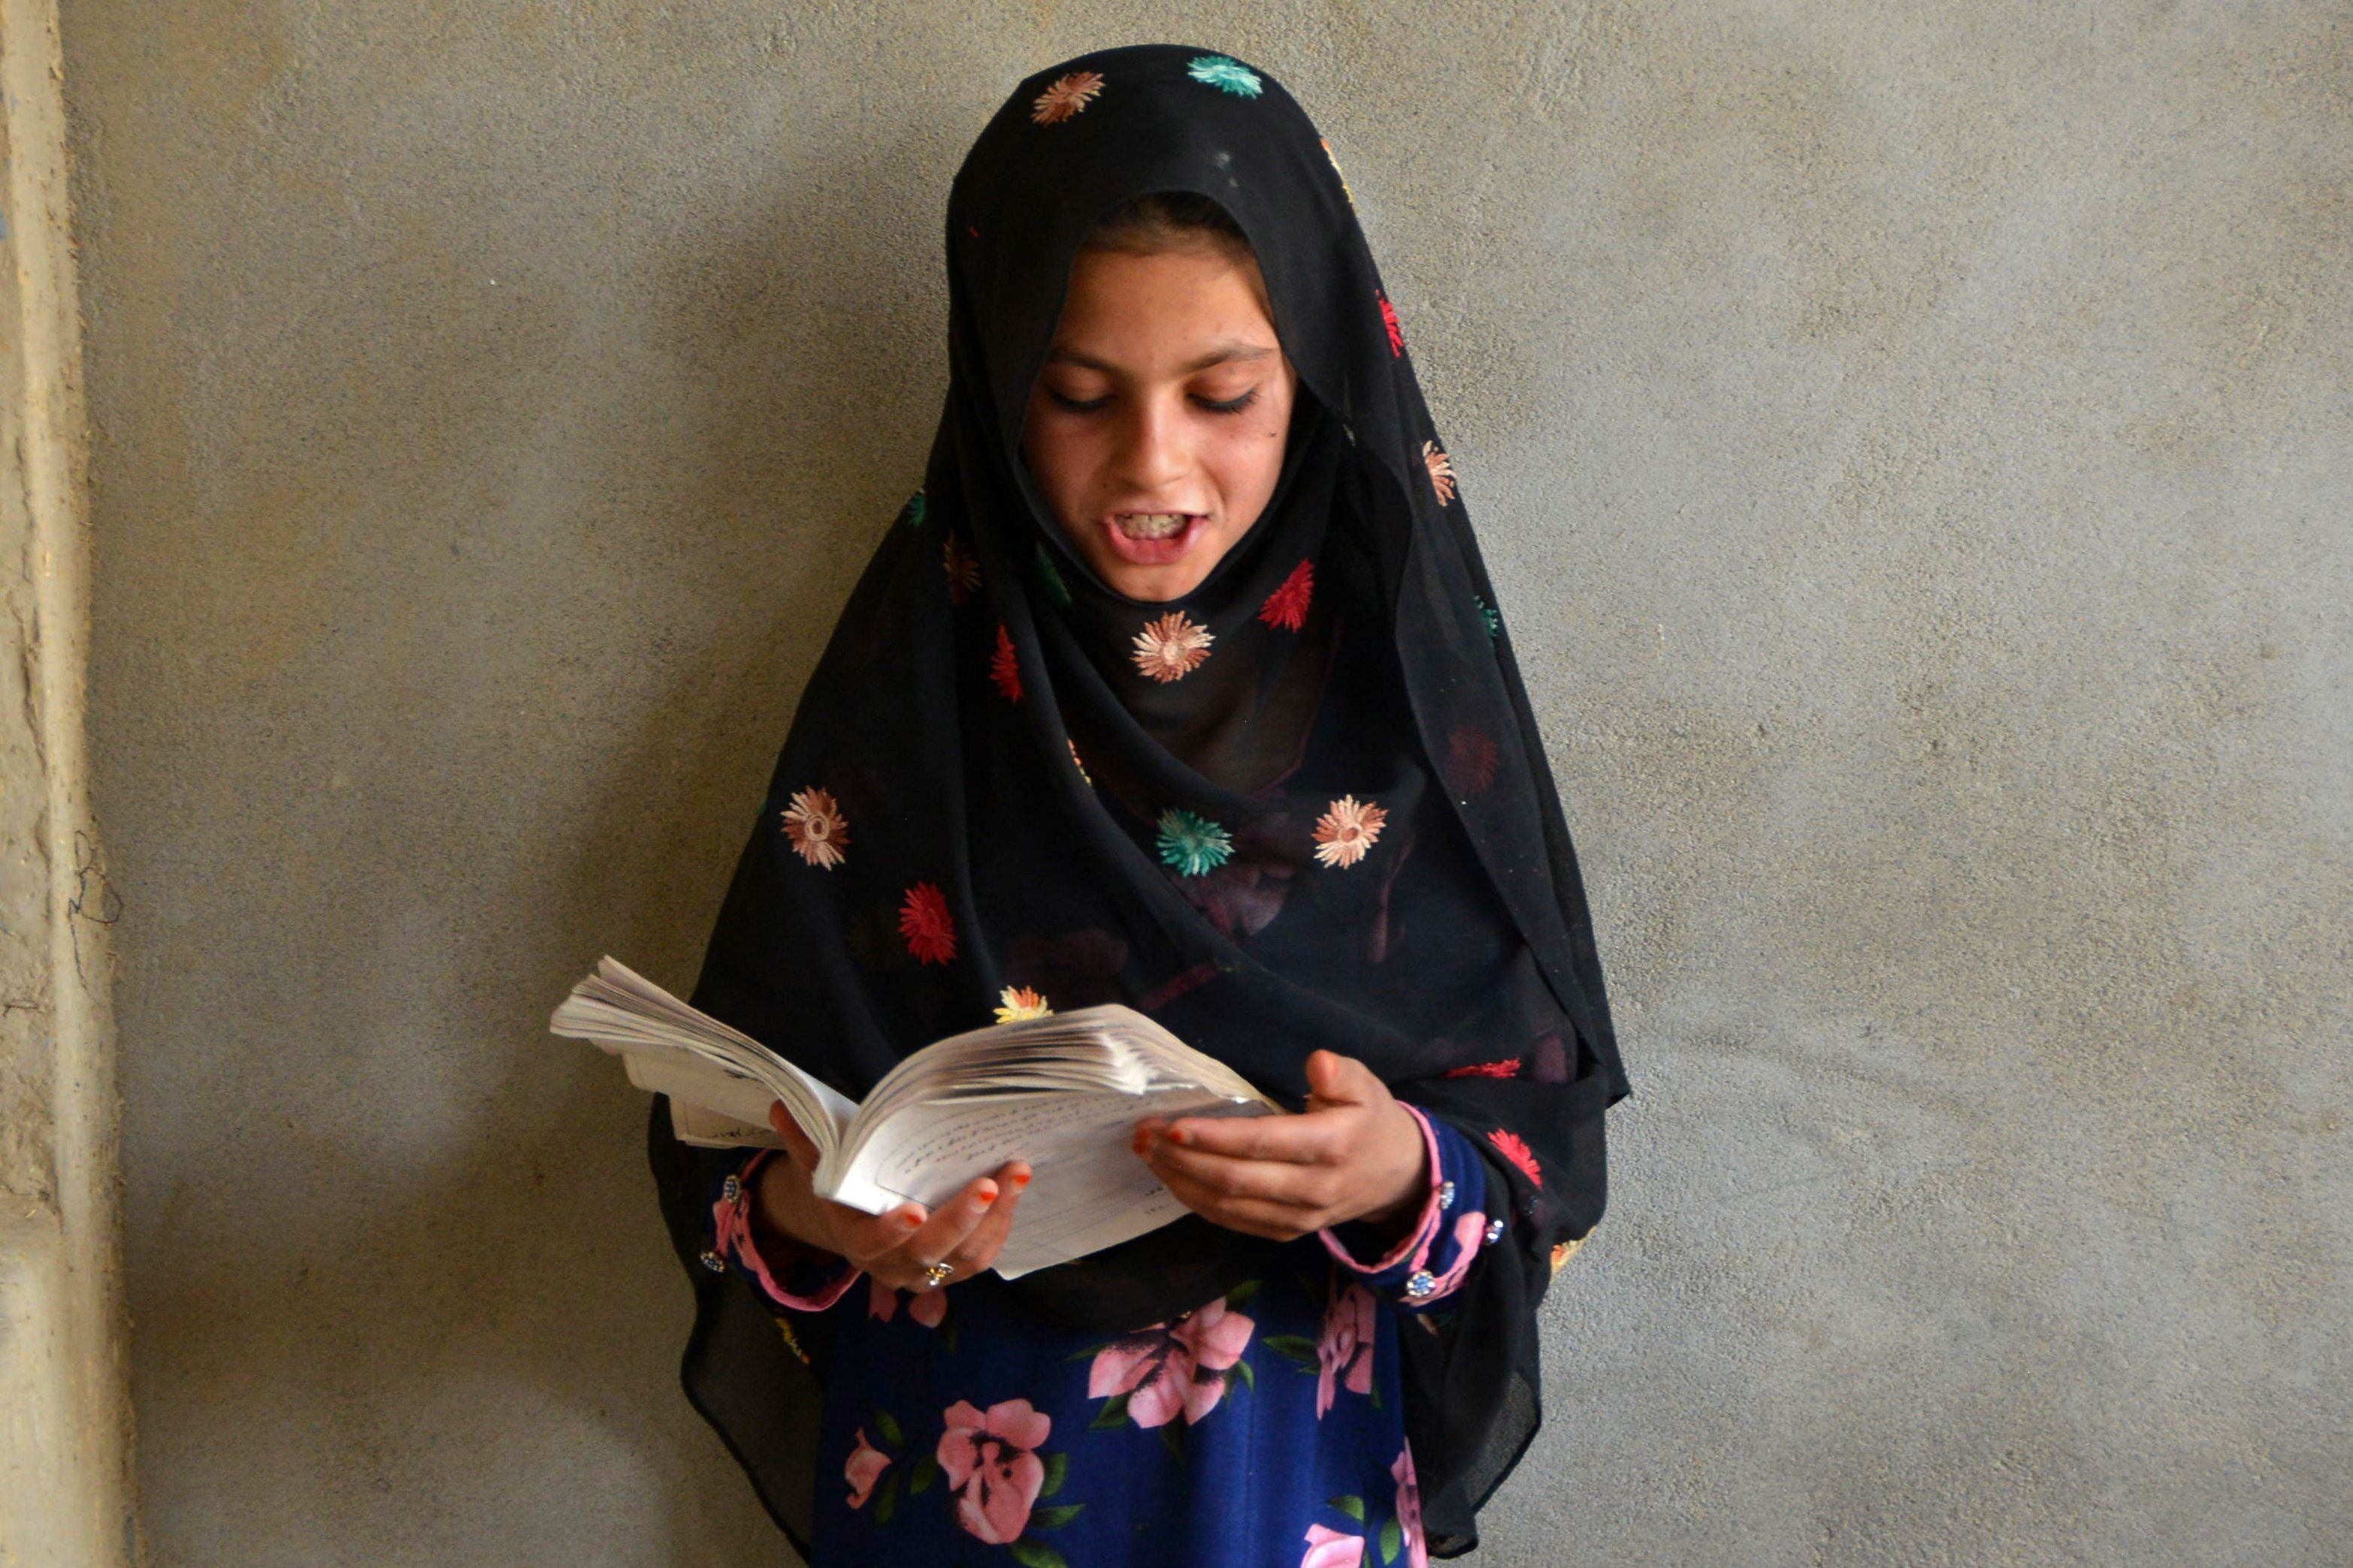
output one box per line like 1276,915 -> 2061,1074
943,1162 -> 1033,1273
885,1173 -> 1003,1281
768,1102 -> 823,1174
1146,1142 -> 1338,1208
1151,1110 -> 1344,1165
1151,1165 -> 1323,1238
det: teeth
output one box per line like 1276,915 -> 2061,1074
1114,513 -> 1190,540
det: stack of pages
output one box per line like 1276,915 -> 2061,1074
549,957 -> 1278,1278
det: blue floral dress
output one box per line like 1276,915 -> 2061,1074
699,1108 -> 1500,1568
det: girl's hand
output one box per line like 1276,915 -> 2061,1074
1133,1050 -> 1427,1243
752,1101 -> 1033,1292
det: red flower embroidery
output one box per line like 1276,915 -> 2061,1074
988,623 -> 1022,702
1258,558 -> 1315,631
943,536 -> 981,605
1444,1058 -> 1522,1079
1446,725 -> 1498,796
899,882 -> 957,965
1487,1128 -> 1543,1186
1423,441 -> 1457,506
1378,292 -> 1403,357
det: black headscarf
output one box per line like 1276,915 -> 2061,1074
650,44 -> 1627,1558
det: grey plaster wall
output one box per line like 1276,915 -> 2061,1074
62,2 -> 2351,1563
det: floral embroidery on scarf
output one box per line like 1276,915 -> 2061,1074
1131,609 -> 1214,682
944,535 -> 981,604
900,882 -> 958,965
1474,596 -> 1502,639
1187,54 -> 1263,97
1033,541 -> 1073,608
989,623 -> 1023,702
900,488 -> 927,529
1311,796 -> 1387,869
1445,724 -> 1499,796
1551,1235 -> 1586,1273
780,787 -> 849,869
1259,558 -> 1315,631
1487,1128 -> 1543,1186
1314,1280 -> 1377,1418
1300,1523 -> 1366,1568
936,1399 -> 1054,1544
845,1428 -> 892,1509
1068,738 -> 1091,784
1085,1297 -> 1257,1428
1378,292 -> 1403,358
1320,137 -> 1355,207
995,985 -> 1053,1023
1157,808 -> 1235,877
1422,440 -> 1457,506
1031,70 -> 1104,124
1443,1057 -> 1521,1079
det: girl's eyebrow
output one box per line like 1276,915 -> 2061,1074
1044,342 -> 1278,375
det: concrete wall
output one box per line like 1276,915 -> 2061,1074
61,2 -> 2350,1563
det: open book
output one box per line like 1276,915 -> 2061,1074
550,957 -> 1279,1279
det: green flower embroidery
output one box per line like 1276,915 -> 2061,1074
1157,808 -> 1235,877
1475,597 -> 1502,640
1034,542 -> 1072,609
1187,55 -> 1263,98
902,488 -> 927,529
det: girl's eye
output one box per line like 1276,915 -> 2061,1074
1194,387 -> 1260,415
1046,387 -> 1112,413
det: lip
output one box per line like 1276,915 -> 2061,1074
1098,512 -> 1208,566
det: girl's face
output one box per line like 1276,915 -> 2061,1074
1022,243 -> 1297,603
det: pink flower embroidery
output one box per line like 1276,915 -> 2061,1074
1488,1128 -> 1543,1186
944,536 -> 981,605
1086,1298 -> 1257,1428
1259,558 -> 1315,631
1393,1446 -> 1429,1568
994,985 -> 1052,1023
1031,69 -> 1104,124
1316,1281 -> 1378,1418
900,881 -> 958,965
1311,795 -> 1388,869
1301,1523 -> 1366,1568
1131,610 -> 1214,683
1443,1058 -> 1521,1079
1423,440 -> 1457,506
989,623 -> 1022,702
868,1276 -> 946,1328
780,787 -> 848,869
936,1398 -> 1051,1545
1378,292 -> 1404,357
1445,724 -> 1498,796
845,1428 -> 891,1509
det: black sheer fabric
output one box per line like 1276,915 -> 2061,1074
649,44 -> 1626,1558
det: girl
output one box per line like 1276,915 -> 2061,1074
652,45 -> 1626,1566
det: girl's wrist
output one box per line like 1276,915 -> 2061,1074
751,1153 -> 843,1260
1350,1102 -> 1431,1237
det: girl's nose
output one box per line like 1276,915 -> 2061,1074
1115,394 -> 1190,491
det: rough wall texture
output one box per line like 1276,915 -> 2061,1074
61,2 -> 2350,1564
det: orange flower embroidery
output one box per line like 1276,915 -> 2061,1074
1487,1128 -> 1543,1186
1443,1058 -> 1522,1080
780,787 -> 849,869
1131,611 -> 1214,684
1423,441 -> 1457,506
1032,70 -> 1104,124
944,536 -> 981,605
899,882 -> 957,965
1550,1236 -> 1586,1273
989,624 -> 1022,702
994,986 -> 1053,1023
1311,795 -> 1388,869
1069,739 -> 1091,784
1258,559 -> 1314,632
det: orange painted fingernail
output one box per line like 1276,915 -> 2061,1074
1168,1126 -> 1194,1147
1010,1170 -> 1033,1189
975,1184 -> 998,1205
899,1210 -> 923,1228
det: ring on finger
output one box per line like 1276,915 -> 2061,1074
920,1260 -> 955,1290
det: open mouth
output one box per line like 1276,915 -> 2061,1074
1100,512 -> 1208,566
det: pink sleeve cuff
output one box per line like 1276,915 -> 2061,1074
1318,1104 -> 1447,1276
712,1150 -> 861,1311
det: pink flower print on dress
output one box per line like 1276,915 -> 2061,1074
1086,1298 -> 1257,1428
899,881 -> 957,965
1259,558 -> 1315,631
1488,1128 -> 1543,1186
1378,292 -> 1404,357
1443,1058 -> 1521,1080
1393,1446 -> 1429,1568
1031,69 -> 1105,124
994,985 -> 1052,1023
1301,1523 -> 1367,1568
780,787 -> 848,869
943,535 -> 981,605
1311,795 -> 1388,869
868,1276 -> 946,1327
1315,1280 -> 1378,1418
936,1398 -> 1051,1545
845,1428 -> 892,1509
988,623 -> 1023,702
1423,441 -> 1457,506
1131,609 -> 1214,683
